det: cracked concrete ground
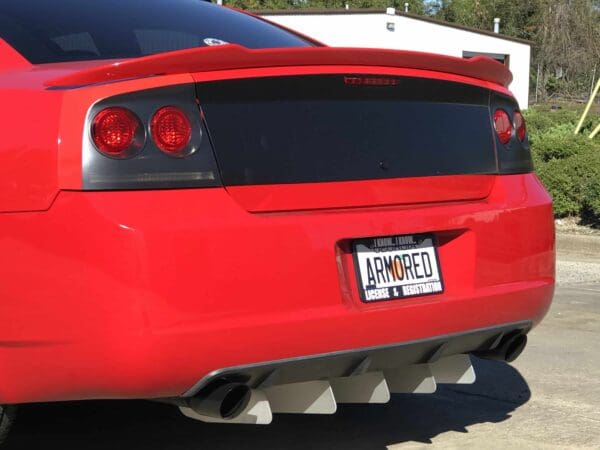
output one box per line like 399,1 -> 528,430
4,236 -> 599,449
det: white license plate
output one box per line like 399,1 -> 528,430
352,233 -> 444,302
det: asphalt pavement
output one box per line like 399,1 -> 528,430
4,234 -> 599,449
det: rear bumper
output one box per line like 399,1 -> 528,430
0,174 -> 554,404
182,321 -> 532,397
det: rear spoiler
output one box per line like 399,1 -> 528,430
45,44 -> 512,89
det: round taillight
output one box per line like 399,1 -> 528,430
513,111 -> 526,142
494,109 -> 512,144
493,109 -> 513,145
91,107 -> 144,158
151,106 -> 193,156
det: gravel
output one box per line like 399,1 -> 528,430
556,232 -> 600,285
555,217 -> 600,236
557,259 -> 600,284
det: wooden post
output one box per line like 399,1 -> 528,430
590,122 -> 600,139
575,77 -> 600,135
535,63 -> 541,104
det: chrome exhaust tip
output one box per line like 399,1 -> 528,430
475,332 -> 527,363
189,382 -> 251,420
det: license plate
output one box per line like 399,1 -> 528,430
352,233 -> 444,302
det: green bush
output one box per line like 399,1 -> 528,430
529,123 -> 590,161
583,177 -> 600,222
524,107 -> 583,131
535,158 -> 581,216
525,106 -> 600,226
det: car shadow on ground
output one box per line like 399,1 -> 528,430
5,357 -> 530,449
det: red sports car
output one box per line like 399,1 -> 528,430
0,0 -> 554,440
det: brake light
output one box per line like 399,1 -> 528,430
493,109 -> 512,145
513,111 -> 526,142
344,76 -> 399,86
91,107 -> 144,158
151,106 -> 193,156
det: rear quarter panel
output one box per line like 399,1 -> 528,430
0,82 -> 61,212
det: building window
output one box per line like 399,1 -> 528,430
463,51 -> 510,67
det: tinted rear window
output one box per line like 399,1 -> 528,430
0,0 -> 312,64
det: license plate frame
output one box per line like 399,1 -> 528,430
352,233 -> 444,302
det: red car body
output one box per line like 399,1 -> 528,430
0,0 -> 553,428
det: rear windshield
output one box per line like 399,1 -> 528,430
0,0 -> 312,64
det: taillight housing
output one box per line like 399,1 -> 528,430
91,107 -> 145,158
83,84 -> 221,190
491,93 -> 532,174
151,106 -> 193,157
513,110 -> 526,142
493,109 -> 512,145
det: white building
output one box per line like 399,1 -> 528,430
261,9 -> 532,108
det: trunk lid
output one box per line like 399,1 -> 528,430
195,73 -> 499,212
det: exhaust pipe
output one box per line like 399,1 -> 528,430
475,332 -> 527,363
188,382 -> 251,420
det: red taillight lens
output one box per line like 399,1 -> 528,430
151,106 -> 192,155
493,109 -> 513,145
513,111 -> 526,142
92,107 -> 144,158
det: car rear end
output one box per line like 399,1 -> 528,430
0,58 -> 554,414
0,0 -> 553,427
